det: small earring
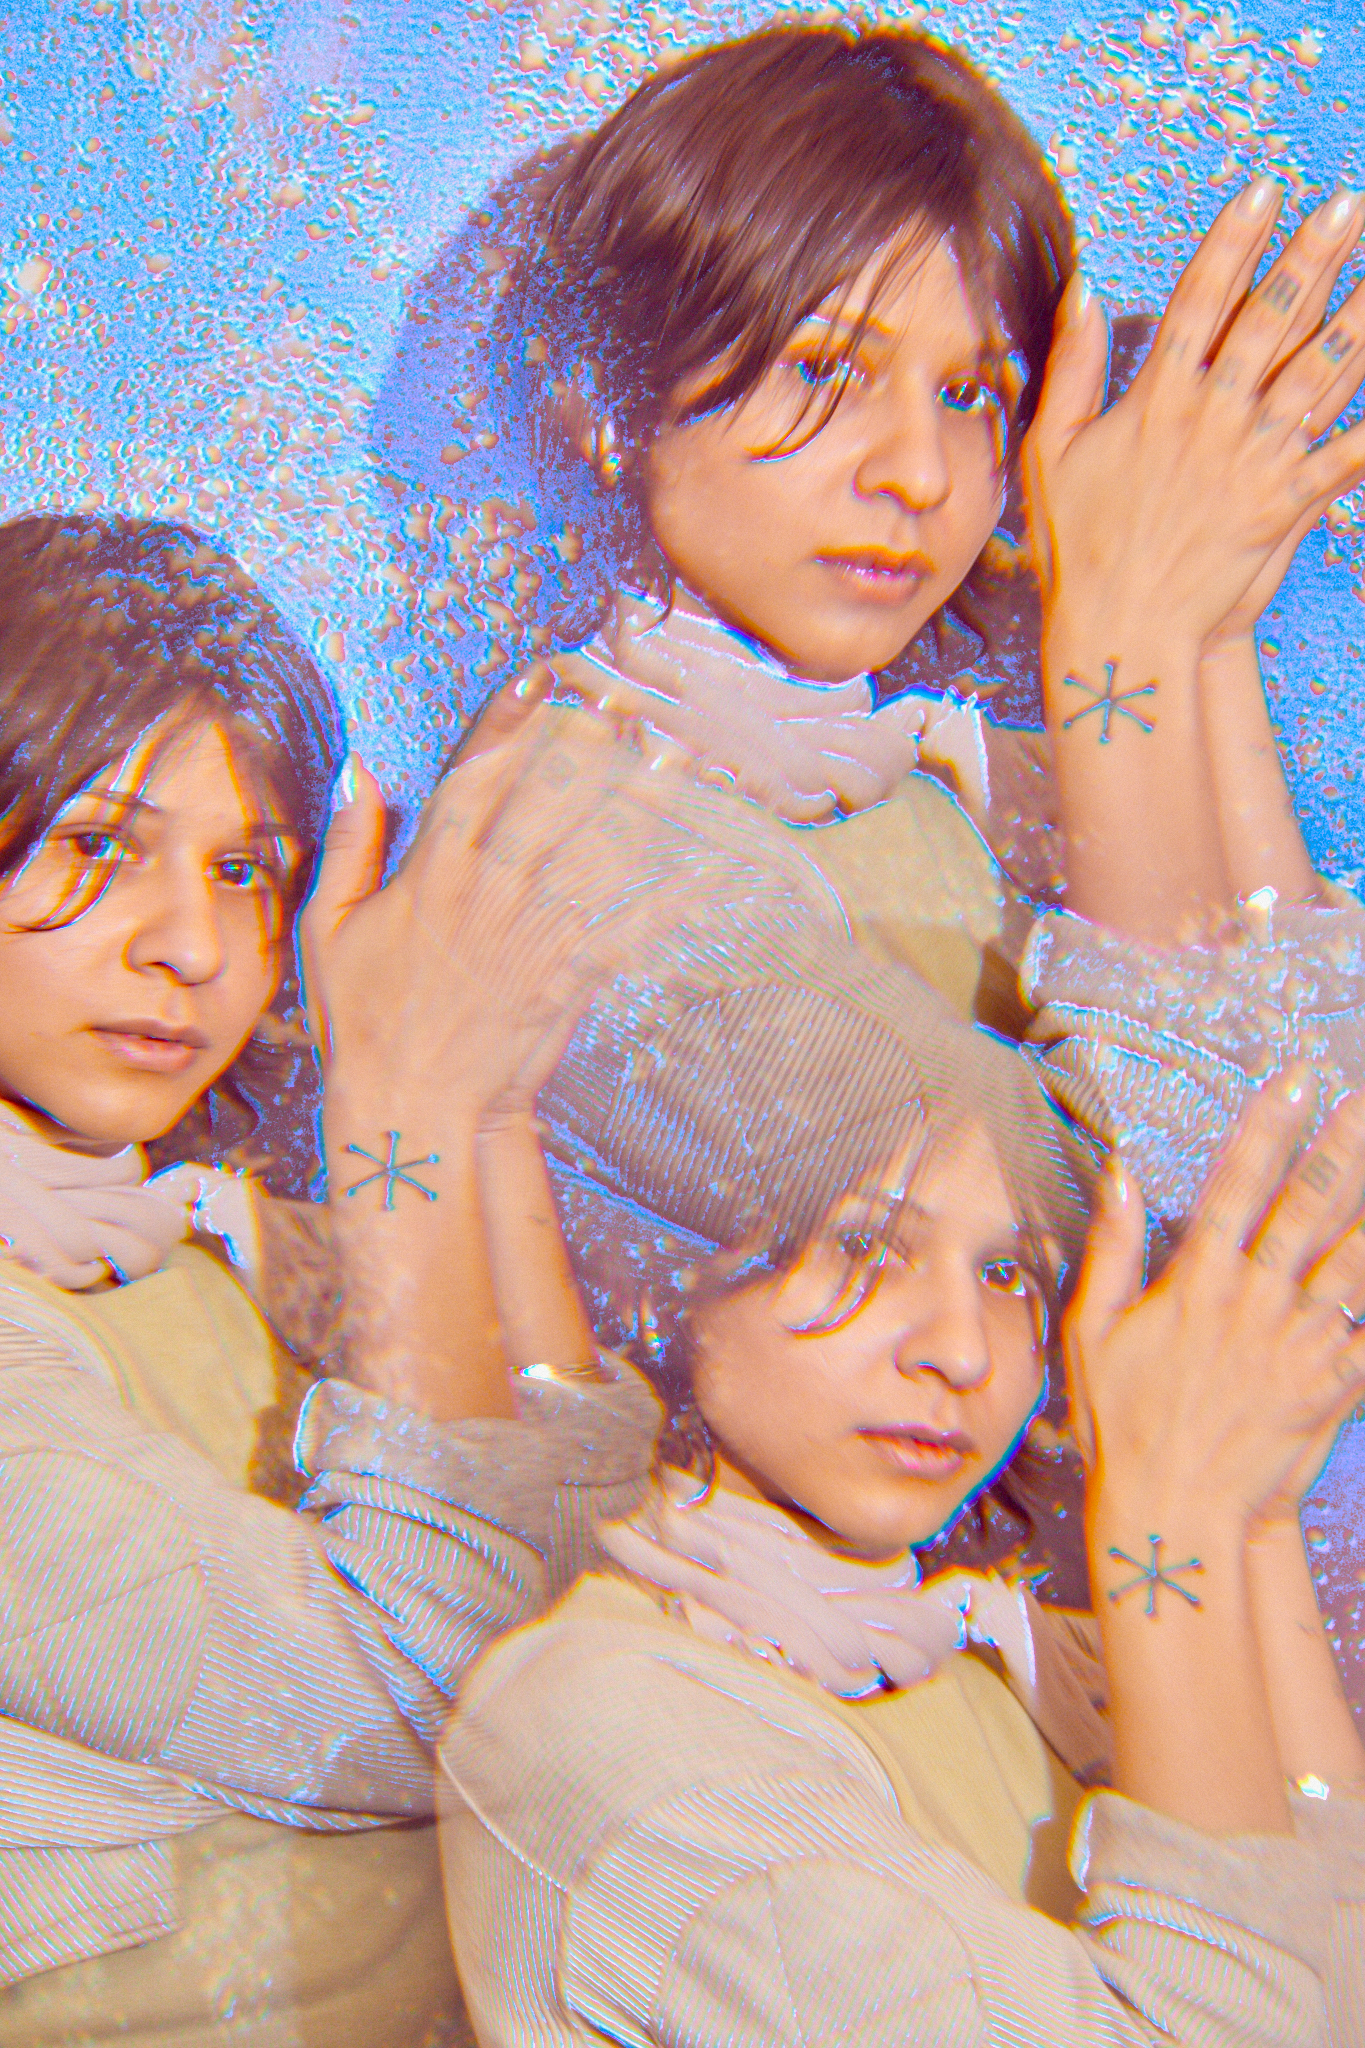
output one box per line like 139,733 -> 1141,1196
590,417 -> 623,487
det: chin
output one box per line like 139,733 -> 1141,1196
773,606 -> 938,685
39,1084 -> 199,1150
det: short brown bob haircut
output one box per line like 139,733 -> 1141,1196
494,21 -> 1075,643
0,514 -> 345,1191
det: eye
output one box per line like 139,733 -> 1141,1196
835,1227 -> 882,1265
789,354 -> 843,389
787,350 -> 860,394
980,1258 -> 1031,1298
214,852 -> 282,894
939,377 -> 1001,418
68,827 -> 132,864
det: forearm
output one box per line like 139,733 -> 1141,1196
1247,1516 -> 1365,1796
1198,637 -> 1319,904
1042,609 -> 1230,940
324,1082 -> 514,1421
1090,1485 -> 1290,1834
475,1110 -> 595,1372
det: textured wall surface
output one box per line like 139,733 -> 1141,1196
0,0 -> 1360,854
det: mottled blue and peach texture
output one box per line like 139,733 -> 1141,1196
1,0 -> 1363,1688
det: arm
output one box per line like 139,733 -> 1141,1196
0,1272 -> 656,1826
1025,184 -> 1365,941
302,737 -> 606,1422
1247,1517 -> 1365,1797
475,1107 -> 596,1372
1198,635 -> 1320,904
1065,1081 -> 1365,1840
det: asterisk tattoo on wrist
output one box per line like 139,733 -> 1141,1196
1107,1534 -> 1204,1616
344,1132 -> 440,1209
1062,661 -> 1158,743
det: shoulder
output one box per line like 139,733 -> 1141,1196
441,1573 -> 899,1875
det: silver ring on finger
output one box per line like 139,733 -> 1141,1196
1340,1300 -> 1365,1333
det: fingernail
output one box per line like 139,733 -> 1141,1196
334,754 -> 358,810
1240,176 -> 1280,218
1324,187 -> 1360,234
1073,272 -> 1091,314
1280,1060 -> 1311,1104
1106,1153 -> 1131,1204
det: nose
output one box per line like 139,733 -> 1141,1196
891,1256 -> 991,1391
124,857 -> 226,987
852,376 -> 951,517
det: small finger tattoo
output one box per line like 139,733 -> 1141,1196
1261,272 -> 1301,314
1061,662 -> 1158,743
1107,1535 -> 1205,1615
1300,1154 -> 1340,1195
1322,325 -> 1354,365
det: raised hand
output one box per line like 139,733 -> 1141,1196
1026,179 -> 1365,651
1065,1073 -> 1365,1532
303,709 -> 705,1134
1065,1075 -> 1365,1836
1020,183 -> 1365,936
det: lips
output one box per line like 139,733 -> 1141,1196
816,548 -> 935,606
89,1019 -> 210,1076
858,1422 -> 972,1481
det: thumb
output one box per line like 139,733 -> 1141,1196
1073,1153 -> 1147,1337
302,755 -> 387,946
1028,275 -> 1110,467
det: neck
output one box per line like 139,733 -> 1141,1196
633,581 -> 869,689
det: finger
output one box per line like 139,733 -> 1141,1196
1070,1153 -> 1147,1337
83,1217 -> 182,1283
414,697 -> 619,875
1216,188 -> 1365,395
1027,275 -> 1110,469
1250,1088 -> 1365,1280
12,1249 -> 111,1291
1187,1065 -> 1315,1255
1304,1211 -> 1365,1323
1256,270 -> 1365,450
496,973 -> 600,1111
1299,407 -> 1365,508
1139,178 -> 1284,395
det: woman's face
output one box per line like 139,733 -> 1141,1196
645,236 -> 1008,682
0,718 -> 297,1149
691,1123 -> 1048,1561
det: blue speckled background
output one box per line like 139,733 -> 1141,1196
1,0 -> 1363,1688
0,0 -> 1360,851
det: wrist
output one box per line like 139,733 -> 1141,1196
1042,593 -> 1202,669
1088,1480 -> 1250,1585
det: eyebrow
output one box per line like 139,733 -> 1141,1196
842,1193 -> 1023,1245
794,310 -> 997,369
74,789 -> 299,845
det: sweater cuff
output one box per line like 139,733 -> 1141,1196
1074,1791 -> 1333,1976
294,1364 -> 659,1553
1289,1784 -> 1365,1892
